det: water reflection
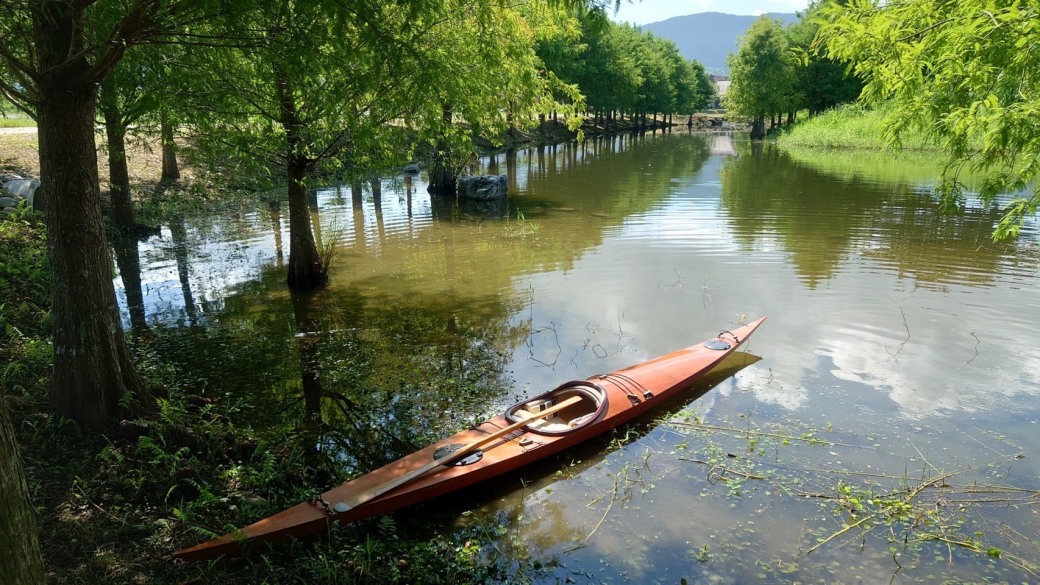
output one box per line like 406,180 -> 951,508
111,232 -> 148,333
110,130 -> 1040,583
111,131 -> 1040,422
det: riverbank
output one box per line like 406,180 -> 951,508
1,217 -> 535,584
774,103 -> 939,151
2,117 -> 683,584
479,114 -> 722,151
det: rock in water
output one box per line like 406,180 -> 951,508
457,175 -> 508,200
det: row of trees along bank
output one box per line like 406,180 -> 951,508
0,2 -> 715,581
540,19 -> 714,129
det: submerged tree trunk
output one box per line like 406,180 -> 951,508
428,104 -> 456,195
35,5 -> 149,430
751,114 -> 766,139
99,78 -> 137,231
0,393 -> 45,585
276,64 -> 327,289
160,110 -> 180,182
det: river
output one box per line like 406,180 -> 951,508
116,131 -> 1040,583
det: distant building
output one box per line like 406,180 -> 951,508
709,75 -> 729,110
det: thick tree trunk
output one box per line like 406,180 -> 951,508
160,111 -> 180,182
35,18 -> 149,429
0,394 -> 45,585
99,79 -> 137,231
276,64 -> 326,290
286,156 -> 326,289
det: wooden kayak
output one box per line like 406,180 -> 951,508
175,317 -> 766,560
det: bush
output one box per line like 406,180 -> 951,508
0,211 -> 50,405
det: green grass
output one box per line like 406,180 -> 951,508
0,110 -> 35,128
776,103 -> 939,151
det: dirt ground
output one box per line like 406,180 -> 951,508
0,130 -> 40,178
0,128 -> 170,187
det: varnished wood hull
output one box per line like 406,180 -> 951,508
175,317 -> 765,560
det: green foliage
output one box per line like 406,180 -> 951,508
817,0 -> 1040,240
543,16 -> 712,119
727,17 -> 795,136
785,1 -> 863,115
0,211 -> 50,423
0,212 -> 50,340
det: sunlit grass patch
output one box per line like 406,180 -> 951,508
0,111 -> 35,128
777,104 -> 940,151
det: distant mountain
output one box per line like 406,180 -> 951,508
642,12 -> 799,74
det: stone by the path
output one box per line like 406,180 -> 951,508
1,177 -> 41,215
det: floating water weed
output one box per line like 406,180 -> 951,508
663,411 -> 1040,580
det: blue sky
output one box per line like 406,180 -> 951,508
610,0 -> 811,25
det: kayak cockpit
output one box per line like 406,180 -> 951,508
504,381 -> 608,435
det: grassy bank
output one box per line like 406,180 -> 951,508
1,208 -> 536,583
776,104 -> 940,151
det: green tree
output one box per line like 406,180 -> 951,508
635,33 -> 678,126
785,1 -> 861,117
0,0 -> 212,429
727,17 -> 795,139
97,41 -> 182,231
817,0 -> 1040,239
189,1 -> 584,286
574,18 -> 643,123
421,1 -> 585,192
670,54 -> 713,125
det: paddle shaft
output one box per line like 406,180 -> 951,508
339,395 -> 583,511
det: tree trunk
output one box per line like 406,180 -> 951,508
286,159 -> 326,289
160,110 -> 180,182
428,104 -> 456,195
0,394 -> 45,585
751,114 -> 766,139
276,64 -> 327,290
34,7 -> 149,430
99,79 -> 137,231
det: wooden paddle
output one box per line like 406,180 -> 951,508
333,395 -> 583,513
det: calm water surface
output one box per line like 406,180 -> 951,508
116,132 -> 1040,583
